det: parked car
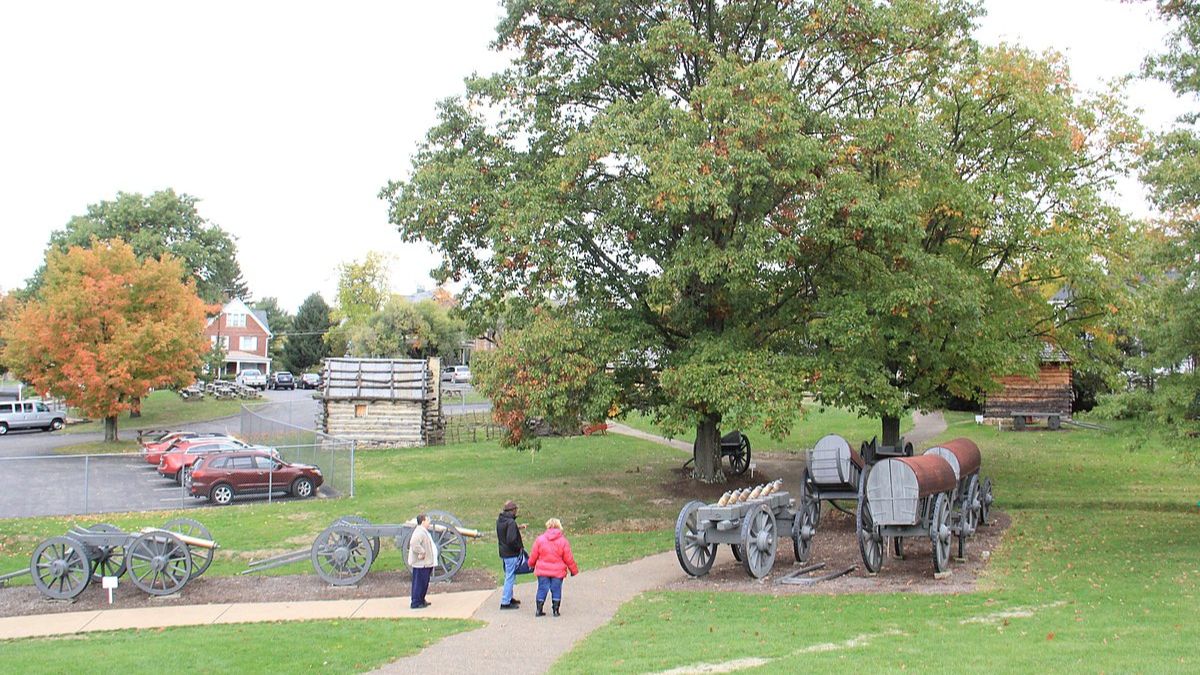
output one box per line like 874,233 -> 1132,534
235,368 -> 268,390
189,450 -> 323,506
142,431 -> 233,465
443,365 -> 472,384
268,371 -> 295,390
298,373 -> 323,390
0,400 -> 66,435
158,437 -> 262,483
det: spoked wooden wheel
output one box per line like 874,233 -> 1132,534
727,435 -> 751,476
739,504 -> 777,579
793,475 -> 819,563
857,474 -> 882,574
31,536 -> 92,599
127,531 -> 193,596
674,500 -> 715,577
931,493 -> 953,574
87,523 -> 126,581
162,518 -> 215,579
963,475 -> 981,537
425,512 -> 467,582
979,477 -> 994,525
335,515 -> 380,559
311,524 -> 373,586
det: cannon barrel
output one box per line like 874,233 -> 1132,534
866,455 -> 957,526
922,438 -> 981,481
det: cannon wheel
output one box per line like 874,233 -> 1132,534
335,515 -> 380,559
162,518 -> 214,579
674,500 -> 716,577
87,523 -> 127,581
30,536 -> 92,599
793,472 -> 819,563
311,524 -> 374,586
127,531 -> 193,596
979,477 -> 994,525
727,434 -> 751,476
739,504 -> 777,579
931,493 -> 952,574
856,472 -> 882,574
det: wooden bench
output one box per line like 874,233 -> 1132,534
1010,411 -> 1062,431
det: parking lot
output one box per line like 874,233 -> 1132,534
0,390 -> 326,518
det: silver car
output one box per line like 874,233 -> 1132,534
0,400 -> 66,435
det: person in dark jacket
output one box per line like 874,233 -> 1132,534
496,499 -> 529,609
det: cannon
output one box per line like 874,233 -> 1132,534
857,455 -> 958,575
0,519 -> 217,599
923,438 -> 993,559
242,511 -> 480,585
674,481 -> 795,579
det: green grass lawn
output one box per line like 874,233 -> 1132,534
0,434 -> 687,583
63,389 -> 262,437
619,404 -> 914,453
553,420 -> 1200,673
2,618 -> 479,673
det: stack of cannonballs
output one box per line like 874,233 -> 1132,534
715,479 -> 783,506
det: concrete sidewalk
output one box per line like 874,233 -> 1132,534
0,590 -> 493,641
373,551 -> 683,675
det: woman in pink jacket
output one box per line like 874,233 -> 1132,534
527,517 -> 579,617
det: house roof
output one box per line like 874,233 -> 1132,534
205,298 -> 273,336
1040,343 -> 1071,363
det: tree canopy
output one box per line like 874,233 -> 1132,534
28,189 -> 248,304
2,240 -> 210,441
345,295 -> 467,360
384,0 -> 1133,480
253,297 -> 294,371
287,293 -> 333,374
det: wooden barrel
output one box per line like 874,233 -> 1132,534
809,434 -> 864,487
922,438 -> 981,481
866,455 -> 958,526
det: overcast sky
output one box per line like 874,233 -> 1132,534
0,0 -> 1184,312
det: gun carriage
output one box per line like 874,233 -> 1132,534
675,481 -> 796,579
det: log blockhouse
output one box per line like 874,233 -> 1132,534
318,357 -> 445,447
983,346 -> 1072,422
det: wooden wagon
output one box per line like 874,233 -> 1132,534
923,438 -> 994,558
857,455 -> 958,575
674,483 -> 796,579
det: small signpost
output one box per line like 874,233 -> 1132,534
102,576 -> 118,604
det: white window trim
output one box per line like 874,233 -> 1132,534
240,336 -> 258,351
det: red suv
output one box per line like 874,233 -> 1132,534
189,451 -> 323,506
158,438 -> 256,483
142,432 -> 231,465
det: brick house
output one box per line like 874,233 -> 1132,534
202,298 -> 273,377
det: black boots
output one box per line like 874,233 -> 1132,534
552,600 -> 560,617
535,600 -> 545,617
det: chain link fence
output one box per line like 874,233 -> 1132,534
239,405 -> 355,497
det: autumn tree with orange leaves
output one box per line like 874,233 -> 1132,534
1,240 -> 210,441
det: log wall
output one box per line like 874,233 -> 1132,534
322,399 -> 426,447
984,363 -> 1073,418
319,356 -> 444,447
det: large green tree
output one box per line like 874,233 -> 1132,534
325,252 -> 391,356
287,293 -> 333,374
253,297 -> 294,371
384,0 -> 1131,480
345,295 -> 466,359
29,189 -> 248,303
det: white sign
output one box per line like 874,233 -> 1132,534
102,575 -> 118,604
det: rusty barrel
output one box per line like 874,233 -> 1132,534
866,455 -> 957,526
922,438 -> 981,481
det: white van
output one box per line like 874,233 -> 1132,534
0,400 -> 66,435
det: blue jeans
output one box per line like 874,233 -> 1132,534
536,575 -> 563,602
500,554 -> 531,604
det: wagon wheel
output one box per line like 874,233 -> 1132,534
979,477 -> 994,525
86,523 -> 127,581
931,493 -> 953,574
727,434 -> 751,476
162,518 -> 215,579
335,515 -> 380,559
800,467 -> 824,529
311,524 -> 374,586
127,531 -> 193,596
856,473 -> 883,574
739,503 -> 777,579
793,473 -> 819,563
673,500 -> 716,577
893,536 -> 904,560
428,516 -> 467,582
963,475 -> 981,537
729,544 -> 743,562
30,536 -> 92,600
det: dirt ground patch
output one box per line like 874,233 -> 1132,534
0,568 -> 496,618
663,507 -> 1011,595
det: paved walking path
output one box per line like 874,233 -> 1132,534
373,552 -> 683,674
0,590 -> 494,640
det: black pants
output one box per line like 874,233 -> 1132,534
411,566 -> 432,607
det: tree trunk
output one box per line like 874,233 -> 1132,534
130,397 -> 141,419
104,416 -> 119,442
881,414 -> 901,448
693,413 -> 726,484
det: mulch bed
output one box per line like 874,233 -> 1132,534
0,568 -> 496,619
